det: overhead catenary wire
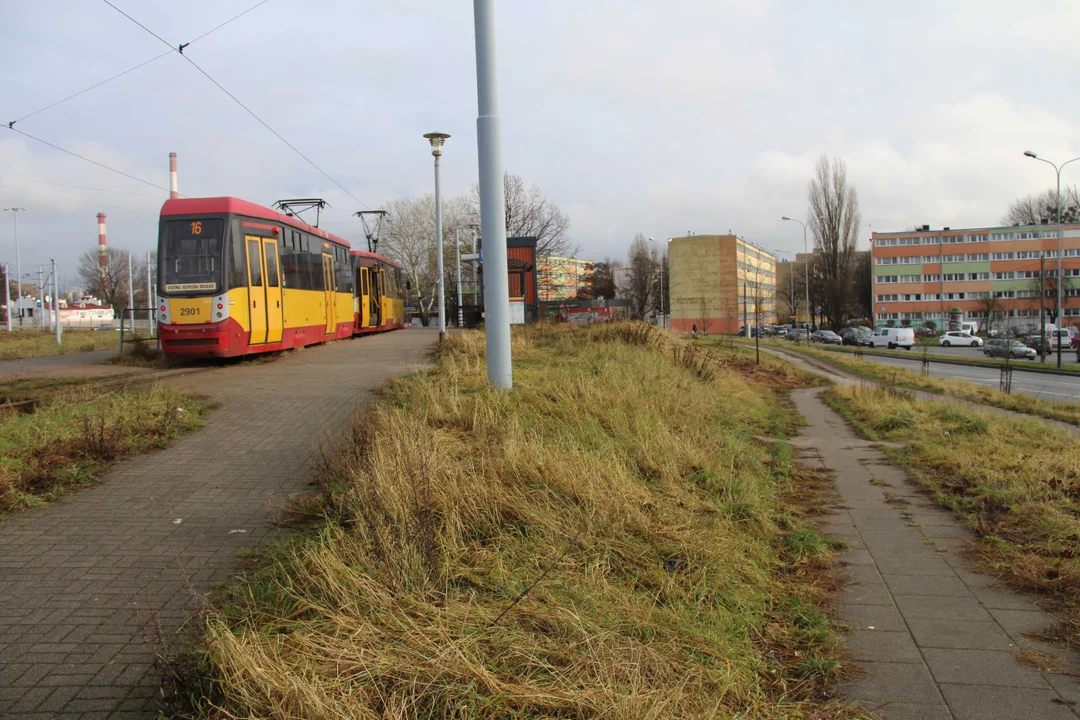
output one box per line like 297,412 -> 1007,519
0,175 -> 162,197
9,0 -> 273,127
99,0 -> 371,210
5,126 -> 176,195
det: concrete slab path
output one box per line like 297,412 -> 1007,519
0,329 -> 434,719
791,388 -> 1080,720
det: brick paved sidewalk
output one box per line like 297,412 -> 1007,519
0,329 -> 434,719
792,388 -> 1080,720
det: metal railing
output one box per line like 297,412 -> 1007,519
118,308 -> 159,353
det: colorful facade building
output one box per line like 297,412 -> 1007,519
668,234 -> 776,334
870,223 -> 1080,331
537,256 -> 594,301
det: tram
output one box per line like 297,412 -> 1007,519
156,196 -> 404,358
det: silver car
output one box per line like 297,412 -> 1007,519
984,339 -> 1037,360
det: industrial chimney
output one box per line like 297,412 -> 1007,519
169,152 -> 178,199
97,212 -> 108,289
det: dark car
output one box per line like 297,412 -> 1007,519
840,326 -> 872,346
811,330 -> 842,345
1024,336 -> 1052,356
984,339 -> 1037,360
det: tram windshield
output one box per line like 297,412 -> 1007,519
161,218 -> 225,293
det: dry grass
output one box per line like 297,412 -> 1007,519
783,342 -> 1080,426
0,384 -> 211,515
0,329 -> 118,360
824,385 -> 1080,646
188,323 -> 866,719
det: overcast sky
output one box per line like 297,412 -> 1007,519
2,0 -> 1078,287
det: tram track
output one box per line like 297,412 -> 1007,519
0,364 -> 214,414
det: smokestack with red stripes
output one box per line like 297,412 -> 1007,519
169,152 -> 178,199
97,212 -> 108,289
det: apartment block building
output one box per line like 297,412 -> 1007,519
669,234 -> 776,334
537,255 -> 594,301
870,222 -> 1080,330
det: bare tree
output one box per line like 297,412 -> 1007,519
583,259 -> 617,300
808,155 -> 861,329
625,233 -> 656,320
467,172 -> 572,257
776,263 -> 807,324
1003,185 -> 1080,226
697,297 -> 710,335
977,294 -> 1002,334
1030,273 -> 1075,326
77,247 -> 143,309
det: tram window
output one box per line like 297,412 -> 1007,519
246,239 -> 263,287
265,243 -> 279,287
229,234 -> 245,288
282,232 -> 302,288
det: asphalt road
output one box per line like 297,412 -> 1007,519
847,351 -> 1080,402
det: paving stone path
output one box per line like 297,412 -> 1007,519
0,329 -> 434,719
791,388 -> 1080,720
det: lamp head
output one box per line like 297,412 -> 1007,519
424,132 -> 451,157
1024,150 -> 1038,159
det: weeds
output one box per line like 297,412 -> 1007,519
190,323 -> 865,719
0,329 -> 118,360
0,384 -> 211,515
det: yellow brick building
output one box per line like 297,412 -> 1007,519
668,235 -> 776,334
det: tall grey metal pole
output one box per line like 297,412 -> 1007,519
474,0 -> 512,389
782,216 -> 811,329
455,227 -> 464,328
1025,152 -> 1079,368
37,266 -> 44,329
146,250 -> 154,335
127,253 -> 135,329
52,258 -> 60,344
4,208 -> 24,328
434,152 -> 446,339
3,263 -> 10,332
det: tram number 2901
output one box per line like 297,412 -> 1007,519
179,307 -> 201,317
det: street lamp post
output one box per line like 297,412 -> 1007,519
455,227 -> 464,328
473,0 -> 512,388
782,216 -> 811,330
4,208 -> 25,327
3,263 -> 10,332
647,237 -> 666,328
1024,151 -> 1080,368
424,132 -> 450,341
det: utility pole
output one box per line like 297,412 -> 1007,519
37,266 -> 44,329
52,258 -> 61,344
146,250 -> 154,335
474,0 -> 512,388
424,132 -> 450,341
127,253 -> 135,330
455,227 -> 464,328
3,263 -> 10,332
4,208 -> 25,328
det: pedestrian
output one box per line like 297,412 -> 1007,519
692,323 -> 698,337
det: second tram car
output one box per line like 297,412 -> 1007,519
157,197 -> 404,358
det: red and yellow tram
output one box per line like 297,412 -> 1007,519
156,197 -> 404,358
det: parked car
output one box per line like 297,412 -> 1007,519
1024,336 -> 1052,355
915,326 -> 938,337
811,330 -> 842,345
984,339 -> 1037,360
938,331 -> 982,347
840,326 -> 872,346
786,328 -> 810,342
869,326 -> 916,350
1050,328 -> 1074,350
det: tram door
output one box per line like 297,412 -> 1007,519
322,253 -> 337,334
370,267 -> 383,327
245,236 -> 283,345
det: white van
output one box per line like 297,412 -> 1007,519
870,326 -> 916,350
960,321 -> 979,335
1050,328 -> 1073,350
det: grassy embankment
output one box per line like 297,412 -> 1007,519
186,323 -> 868,719
0,383 -> 211,515
0,329 -> 119,360
770,341 -> 1080,427
824,384 -> 1080,646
